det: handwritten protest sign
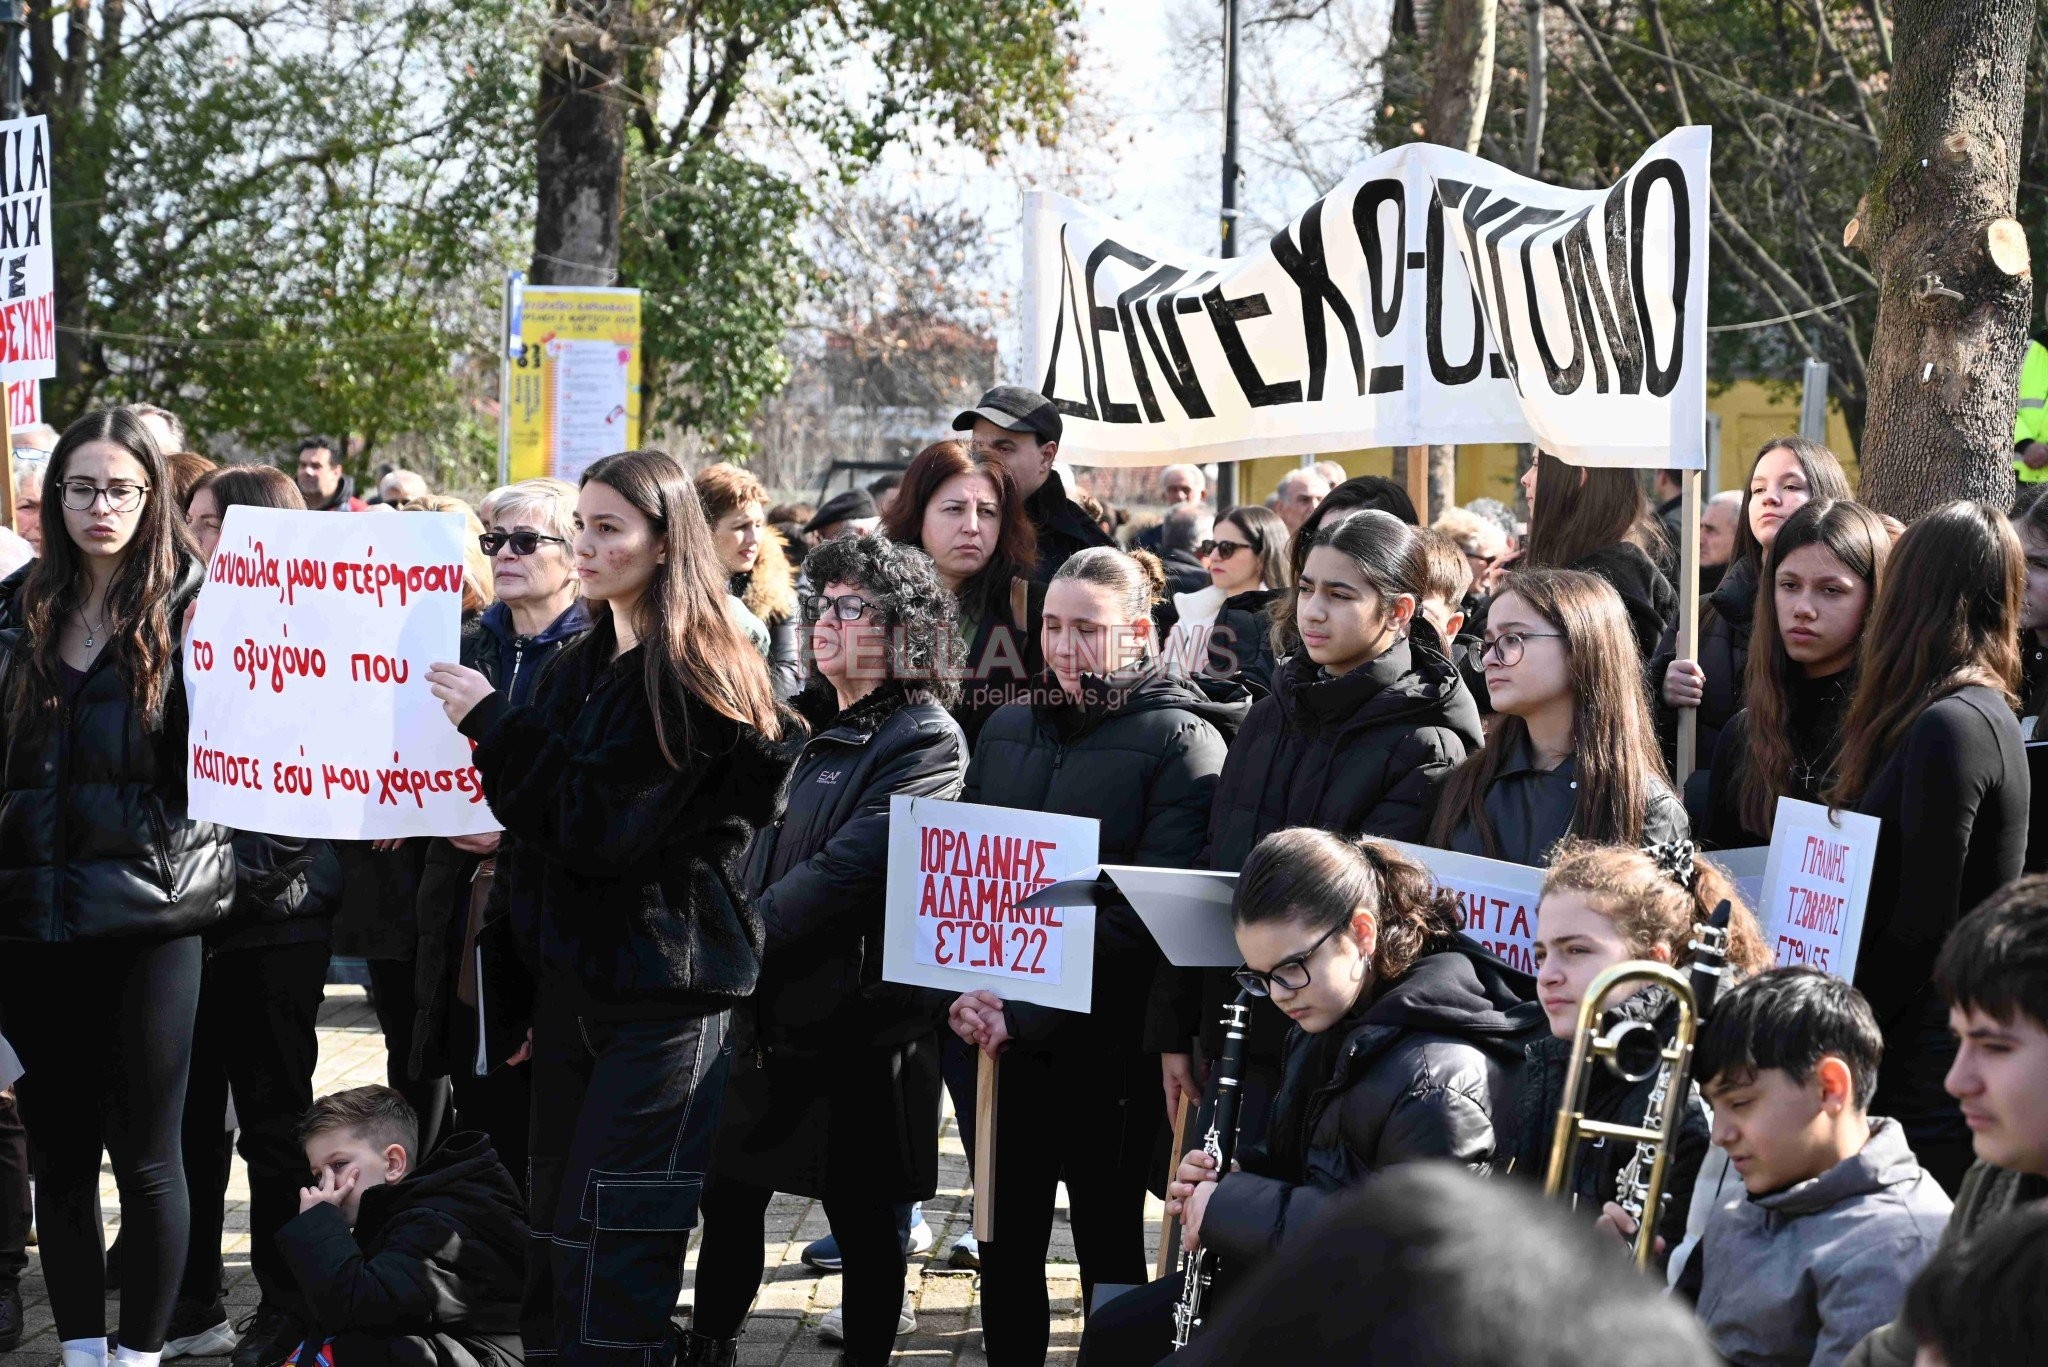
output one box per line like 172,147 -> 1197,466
0,117 -> 53,386
1758,798 -> 1877,979
883,796 -> 1099,1013
1387,840 -> 1546,973
185,506 -> 500,840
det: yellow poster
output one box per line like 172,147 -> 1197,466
506,286 -> 643,483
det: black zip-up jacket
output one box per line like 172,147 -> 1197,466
458,621 -> 799,1020
275,1130 -> 526,1365
1440,733 -> 1690,869
1024,469 -> 1114,583
739,684 -> 968,1056
1571,542 -> 1679,662
1653,557 -> 1758,770
0,557 -> 236,942
1197,940 -> 1543,1267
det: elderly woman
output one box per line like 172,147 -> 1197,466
9,451 -> 43,556
408,477 -> 587,1195
689,534 -> 968,1367
698,462 -> 804,700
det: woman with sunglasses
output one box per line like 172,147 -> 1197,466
1427,568 -> 1688,868
689,534 -> 967,1367
1081,829 -> 1543,1366
0,409 -> 236,1367
1160,504 -> 1291,695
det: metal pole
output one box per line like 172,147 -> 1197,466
1215,0 -> 1242,510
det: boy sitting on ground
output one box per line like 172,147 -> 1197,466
273,1086 -> 526,1367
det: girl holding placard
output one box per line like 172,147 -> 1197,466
1825,501 -> 2028,1195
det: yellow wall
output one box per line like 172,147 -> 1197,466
1228,380 -> 1859,511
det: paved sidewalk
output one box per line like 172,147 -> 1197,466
6,985 -> 1160,1365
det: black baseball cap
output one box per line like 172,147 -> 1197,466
805,488 -> 878,533
952,385 -> 1062,444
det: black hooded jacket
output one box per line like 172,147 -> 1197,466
0,556 -> 237,942
1571,542 -> 1679,662
1653,557 -> 1758,769
275,1130 -> 526,1361
1198,939 -> 1544,1266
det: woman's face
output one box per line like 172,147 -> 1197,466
491,514 -> 576,608
1480,589 -> 1573,718
1043,576 -> 1149,699
186,487 -> 223,564
1205,515 -> 1264,595
809,578 -> 888,693
714,501 -> 765,576
1533,890 -> 1661,1040
60,440 -> 152,568
920,471 -> 1000,586
1519,459 -> 1539,512
2020,527 -> 2048,635
1295,544 -> 1409,677
1774,542 -> 1870,677
13,469 -> 41,554
572,479 -> 663,610
1748,447 -> 1813,549
1235,912 -> 1376,1035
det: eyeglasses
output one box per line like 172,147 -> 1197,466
1198,539 -> 1251,560
61,480 -> 150,513
1468,630 -> 1567,668
478,530 -> 568,556
803,591 -> 876,623
1233,923 -> 1346,998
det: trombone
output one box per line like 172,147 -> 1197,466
1541,959 -> 1699,1270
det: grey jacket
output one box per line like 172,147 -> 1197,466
1693,1118 -> 1951,1367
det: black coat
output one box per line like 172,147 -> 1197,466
0,557 -> 236,943
1654,557 -> 1758,769
714,684 -> 968,1200
1703,669 -> 1854,849
1160,549 -> 1210,598
459,621 -> 799,1020
1441,734 -> 1690,869
1572,542 -> 1679,662
965,666 -> 1244,1048
1025,469 -> 1114,583
211,832 -> 344,954
1156,588 -> 1283,698
953,576 -> 1045,750
275,1130 -> 526,1366
1198,941 -> 1543,1268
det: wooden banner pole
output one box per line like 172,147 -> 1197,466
1674,468 -> 1704,783
0,385 -> 16,531
1155,1094 -> 1192,1279
973,1049 -> 999,1244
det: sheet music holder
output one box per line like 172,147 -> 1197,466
1017,865 -> 1242,968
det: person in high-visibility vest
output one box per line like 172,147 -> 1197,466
2016,330 -> 2048,484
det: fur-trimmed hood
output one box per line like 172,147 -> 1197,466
735,525 -> 799,625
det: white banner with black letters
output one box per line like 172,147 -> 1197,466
1023,126 -> 1709,469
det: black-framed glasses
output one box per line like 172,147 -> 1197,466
61,480 -> 149,513
479,530 -> 567,556
803,591 -> 876,623
1470,630 -> 1566,668
1198,539 -> 1251,560
1233,922 -> 1346,998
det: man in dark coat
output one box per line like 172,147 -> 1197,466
952,386 -> 1111,582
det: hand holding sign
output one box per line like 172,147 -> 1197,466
949,989 -> 1012,1060
427,662 -> 495,727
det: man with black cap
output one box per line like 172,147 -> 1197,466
806,487 -> 880,543
952,385 -> 1111,581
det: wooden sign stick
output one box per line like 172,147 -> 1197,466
973,1049 -> 998,1244
1155,1093 -> 1191,1279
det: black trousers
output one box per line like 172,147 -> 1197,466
367,957 -> 450,1157
181,939 -> 333,1310
449,997 -> 532,1200
694,1179 -> 906,1365
525,1002 -> 730,1367
0,1085 -> 27,1289
1074,1273 -> 1181,1367
978,1044 -> 1159,1367
0,935 -> 205,1351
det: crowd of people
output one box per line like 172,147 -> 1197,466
0,383 -> 2046,1367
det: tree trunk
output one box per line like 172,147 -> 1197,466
1423,0 -> 1497,153
1425,444 -> 1455,521
1852,0 -> 2033,517
531,1 -> 627,287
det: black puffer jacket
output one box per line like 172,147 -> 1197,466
966,666 -> 1245,1047
459,620 -> 799,1020
1441,733 -> 1690,869
1157,587 -> 1283,698
1198,940 -> 1543,1266
1653,557 -> 1758,768
0,557 -> 236,942
1572,542 -> 1679,662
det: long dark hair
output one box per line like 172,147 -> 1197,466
1523,452 -> 1666,570
1732,435 -> 1853,572
1234,828 -> 1464,984
11,408 -> 193,729
1827,502 -> 2021,806
1285,473 -> 1419,586
574,450 -> 784,765
882,438 -> 1036,622
1426,568 -> 1669,857
1740,498 -> 1890,834
1218,504 -> 1291,592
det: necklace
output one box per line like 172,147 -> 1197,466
81,604 -> 107,650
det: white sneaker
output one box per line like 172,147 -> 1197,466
163,1320 -> 240,1361
947,1230 -> 979,1270
907,1215 -> 934,1256
817,1294 -> 915,1345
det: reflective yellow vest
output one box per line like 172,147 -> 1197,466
2016,338 -> 2048,483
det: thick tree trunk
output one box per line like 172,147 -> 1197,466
1852,0 -> 2033,518
531,1 -> 627,287
1423,0 -> 1496,154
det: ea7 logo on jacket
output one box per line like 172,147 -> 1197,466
815,769 -> 844,786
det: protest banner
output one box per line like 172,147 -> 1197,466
0,115 -> 52,533
1022,126 -> 1708,470
1758,798 -> 1878,979
184,506 -> 500,840
1386,840 -> 1547,973
503,284 -> 643,485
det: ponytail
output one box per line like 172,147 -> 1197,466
1541,839 -> 1774,978
1235,828 -> 1466,983
1053,546 -> 1166,657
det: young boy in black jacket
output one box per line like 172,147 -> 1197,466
273,1086 -> 526,1367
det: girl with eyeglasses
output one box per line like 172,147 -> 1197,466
1081,829 -> 1543,1366
1427,567 -> 1688,868
0,409 -> 237,1367
1159,504 -> 1291,695
698,463 -> 804,700
947,546 -> 1245,1367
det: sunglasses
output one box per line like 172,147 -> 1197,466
479,530 -> 568,556
1198,539 -> 1252,560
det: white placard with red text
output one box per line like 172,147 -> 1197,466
1388,839 -> 1546,973
184,505 -> 500,839
0,117 -> 52,385
1758,798 -> 1876,979
883,796 -> 1099,1013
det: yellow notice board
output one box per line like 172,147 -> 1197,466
506,286 -> 643,483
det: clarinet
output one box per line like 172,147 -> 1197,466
1614,900 -> 1733,1227
1171,990 -> 1254,1350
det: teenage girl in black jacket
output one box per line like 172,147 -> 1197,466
429,450 -> 797,1367
0,408 -> 235,1367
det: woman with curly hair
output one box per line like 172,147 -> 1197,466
697,462 -> 804,700
687,534 -> 969,1367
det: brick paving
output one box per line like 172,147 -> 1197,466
6,984 -> 1159,1365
